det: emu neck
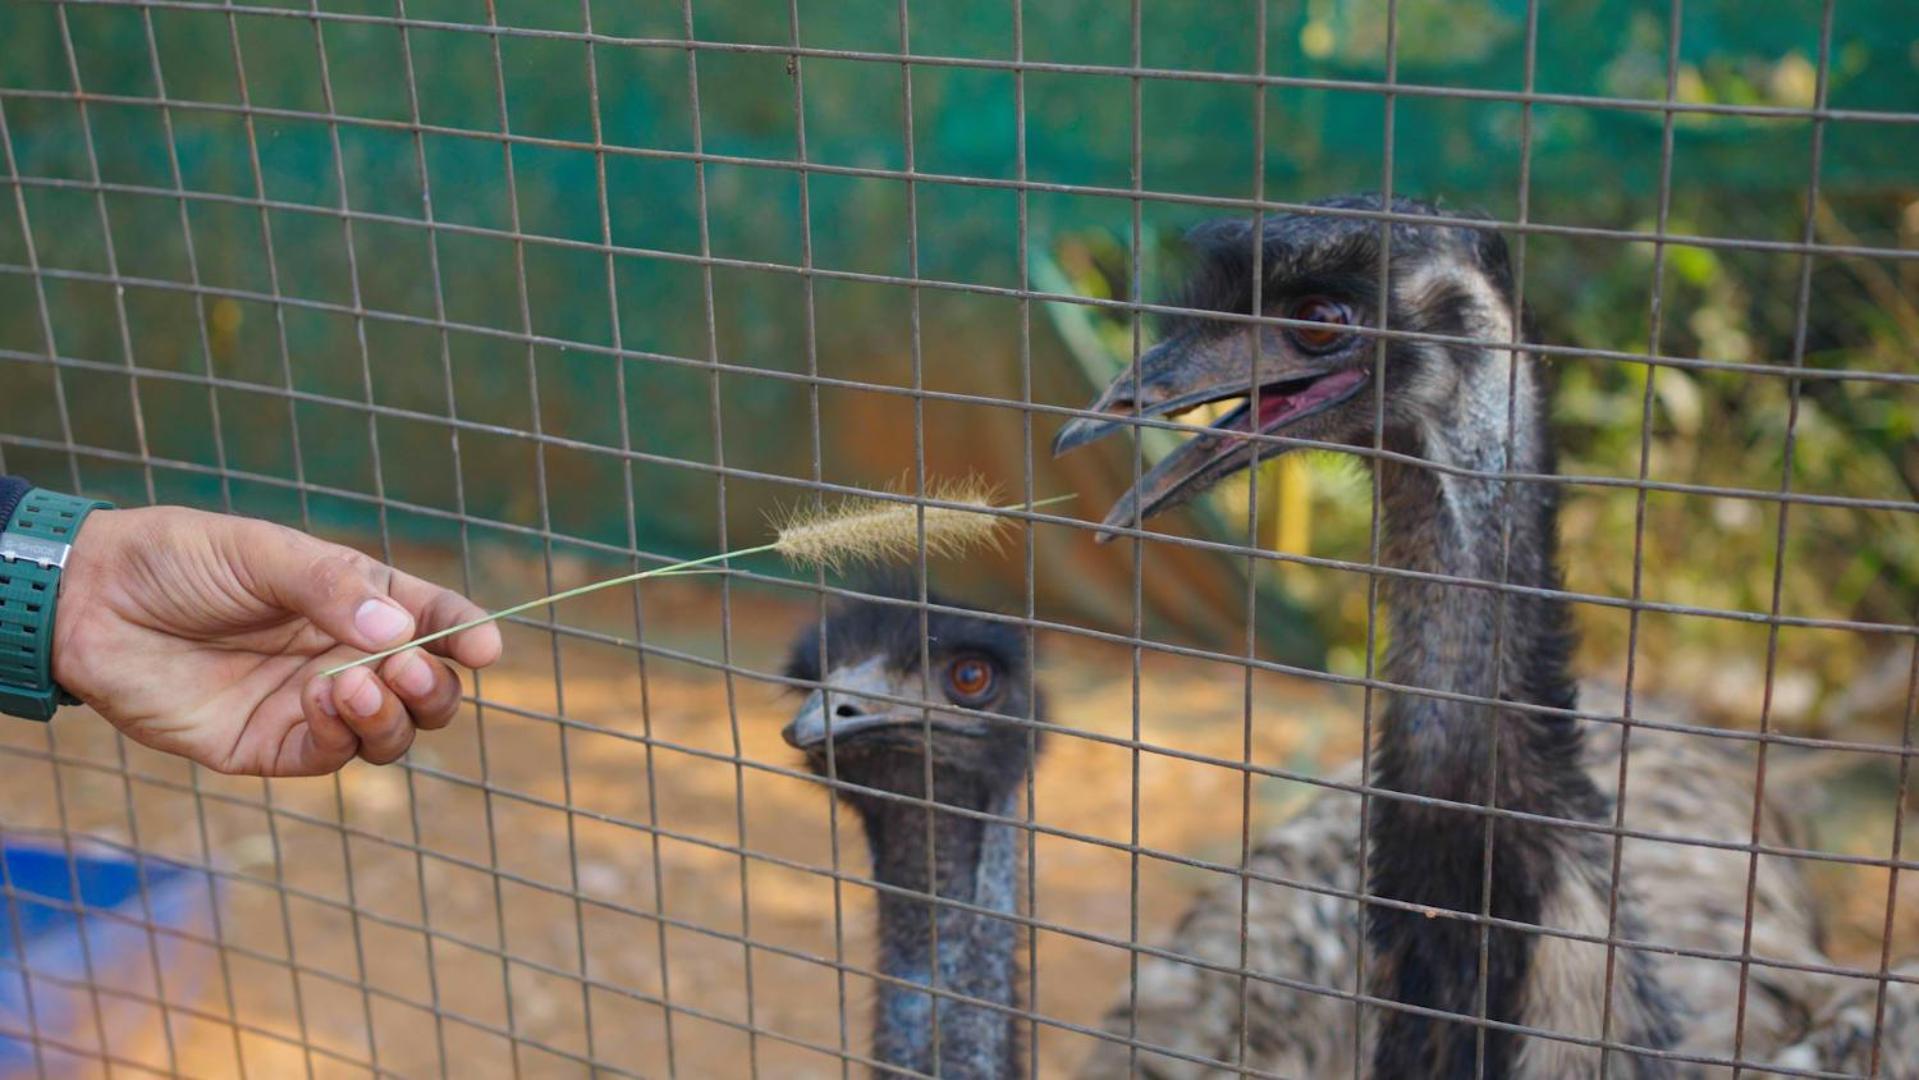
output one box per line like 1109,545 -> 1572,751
1365,372 -> 1603,1079
859,774 -> 1022,1080
1372,424 -> 1580,808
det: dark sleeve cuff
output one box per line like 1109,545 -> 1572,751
0,476 -> 30,529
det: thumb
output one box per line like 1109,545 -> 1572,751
231,521 -> 417,652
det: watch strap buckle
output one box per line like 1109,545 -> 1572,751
0,531 -> 71,571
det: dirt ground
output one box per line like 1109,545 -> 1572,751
0,565 -> 1910,1079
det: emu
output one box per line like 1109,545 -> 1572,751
1053,193 -> 1918,1078
780,589 -> 1041,1079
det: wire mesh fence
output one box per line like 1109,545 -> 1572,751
0,0 -> 1916,1077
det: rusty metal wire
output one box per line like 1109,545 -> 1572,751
0,1 -> 1915,1077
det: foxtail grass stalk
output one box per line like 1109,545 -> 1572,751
323,486 -> 1070,678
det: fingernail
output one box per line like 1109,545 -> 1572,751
393,652 -> 434,698
355,599 -> 411,646
343,671 -> 383,718
317,678 -> 339,718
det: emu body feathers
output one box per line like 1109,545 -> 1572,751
1087,721 -> 1913,1078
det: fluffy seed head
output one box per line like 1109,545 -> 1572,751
772,476 -> 1008,572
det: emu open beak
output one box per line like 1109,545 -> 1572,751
1050,331 -> 1367,540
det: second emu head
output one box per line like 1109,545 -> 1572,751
781,586 -> 1044,808
779,585 -> 1045,1080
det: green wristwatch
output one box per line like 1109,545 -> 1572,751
0,489 -> 113,721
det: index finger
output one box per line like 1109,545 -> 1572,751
384,570 -> 504,671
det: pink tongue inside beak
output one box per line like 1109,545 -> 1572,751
1255,368 -> 1368,428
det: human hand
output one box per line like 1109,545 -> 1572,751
49,506 -> 503,776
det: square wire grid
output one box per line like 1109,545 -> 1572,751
0,1 -> 1915,1078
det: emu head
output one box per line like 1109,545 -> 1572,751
1052,193 -> 1530,533
780,586 -> 1043,804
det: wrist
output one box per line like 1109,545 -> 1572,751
0,488 -> 114,720
48,506 -> 117,699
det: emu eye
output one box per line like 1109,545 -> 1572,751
946,656 -> 998,705
1285,296 -> 1354,354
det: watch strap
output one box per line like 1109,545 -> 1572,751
0,489 -> 112,721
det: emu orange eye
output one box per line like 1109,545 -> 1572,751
1285,296 -> 1354,353
947,656 -> 997,703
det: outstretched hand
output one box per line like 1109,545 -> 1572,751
49,507 -> 503,777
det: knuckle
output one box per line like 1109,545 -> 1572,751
310,552 -> 370,600
415,702 -> 456,732
381,652 -> 443,703
209,749 -> 253,777
434,670 -> 464,708
364,705 -> 412,745
362,730 -> 413,765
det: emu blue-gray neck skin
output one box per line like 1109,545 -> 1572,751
781,593 -> 1036,1079
857,777 -> 1022,1080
